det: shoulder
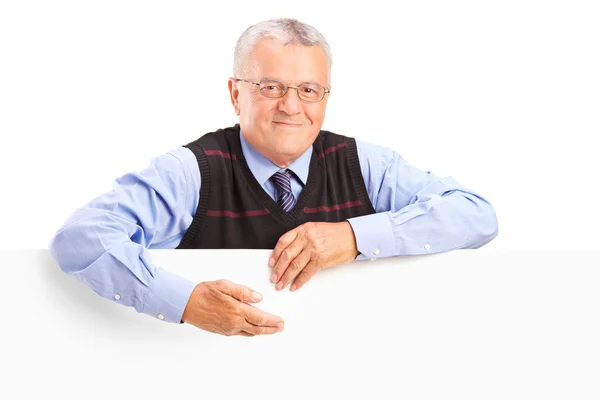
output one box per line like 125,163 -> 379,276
318,129 -> 399,167
318,129 -> 395,156
165,146 -> 197,170
143,146 -> 197,186
354,138 -> 397,163
133,146 -> 200,197
185,125 -> 240,149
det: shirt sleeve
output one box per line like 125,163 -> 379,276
347,139 -> 499,260
48,146 -> 201,323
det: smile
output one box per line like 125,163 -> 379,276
273,122 -> 302,127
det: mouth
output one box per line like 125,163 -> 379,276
273,121 -> 303,127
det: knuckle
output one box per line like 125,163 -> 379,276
222,323 -> 235,335
313,239 -> 326,252
256,326 -> 267,335
319,237 -> 328,248
223,320 -> 233,332
309,249 -> 320,260
295,275 -> 307,286
205,283 -> 222,297
234,286 -> 245,298
215,279 -> 228,290
232,307 -> 243,318
242,287 -> 252,299
298,269 -> 309,279
226,315 -> 240,328
289,259 -> 302,271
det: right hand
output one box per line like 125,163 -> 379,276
181,279 -> 285,337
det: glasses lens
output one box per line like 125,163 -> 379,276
298,83 -> 325,102
259,80 -> 286,98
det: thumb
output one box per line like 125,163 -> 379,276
216,279 -> 263,303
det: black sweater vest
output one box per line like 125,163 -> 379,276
176,124 -> 376,249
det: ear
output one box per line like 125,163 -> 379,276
228,78 -> 240,116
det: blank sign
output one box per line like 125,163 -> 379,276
2,249 -> 599,399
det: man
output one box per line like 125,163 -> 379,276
49,18 -> 498,337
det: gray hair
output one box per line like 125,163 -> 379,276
233,18 -> 332,84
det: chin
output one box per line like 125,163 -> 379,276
272,140 -> 299,154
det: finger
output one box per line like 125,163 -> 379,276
242,303 -> 285,327
271,237 -> 305,285
290,260 -> 321,291
270,227 -> 299,267
237,331 -> 254,337
277,249 -> 312,291
242,322 -> 284,335
215,279 -> 263,303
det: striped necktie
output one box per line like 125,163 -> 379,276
271,169 -> 295,212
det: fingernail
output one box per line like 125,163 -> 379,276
276,282 -> 283,290
252,291 -> 262,300
277,322 -> 284,327
278,326 -> 284,332
271,273 -> 277,283
269,258 -> 275,267
290,284 -> 296,291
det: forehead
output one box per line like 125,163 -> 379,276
247,38 -> 329,86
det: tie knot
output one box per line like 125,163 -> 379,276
272,170 -> 292,193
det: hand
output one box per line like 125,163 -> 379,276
181,279 -> 285,337
269,221 -> 359,292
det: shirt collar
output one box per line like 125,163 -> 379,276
239,130 -> 312,186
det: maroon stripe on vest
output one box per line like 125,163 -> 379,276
207,208 -> 270,218
204,150 -> 237,160
318,142 -> 347,159
303,200 -> 362,214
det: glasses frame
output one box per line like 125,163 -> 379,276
233,78 -> 330,103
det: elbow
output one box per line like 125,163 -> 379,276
48,222 -> 103,275
471,202 -> 499,249
441,182 -> 499,249
48,227 -> 78,275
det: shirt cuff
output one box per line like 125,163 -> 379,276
347,212 -> 395,260
142,267 -> 197,324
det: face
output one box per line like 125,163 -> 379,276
228,38 -> 330,167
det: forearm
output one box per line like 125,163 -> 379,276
348,181 -> 498,258
49,208 -> 196,323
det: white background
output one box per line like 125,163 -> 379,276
2,3 -> 600,399
1,0 -> 599,249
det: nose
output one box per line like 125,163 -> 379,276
277,87 -> 303,115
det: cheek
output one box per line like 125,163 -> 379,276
305,105 -> 326,125
240,99 -> 265,127
249,96 -> 276,120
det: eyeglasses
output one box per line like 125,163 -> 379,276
233,78 -> 330,103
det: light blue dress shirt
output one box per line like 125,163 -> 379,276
49,131 -> 498,324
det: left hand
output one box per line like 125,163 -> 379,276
269,221 -> 359,291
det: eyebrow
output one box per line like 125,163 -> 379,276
260,77 -> 327,87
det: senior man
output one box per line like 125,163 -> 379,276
50,18 -> 498,337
